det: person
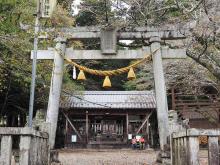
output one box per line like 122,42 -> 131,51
140,136 -> 145,149
131,136 -> 137,149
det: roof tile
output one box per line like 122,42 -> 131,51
60,91 -> 156,109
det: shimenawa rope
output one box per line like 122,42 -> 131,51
64,49 -> 158,77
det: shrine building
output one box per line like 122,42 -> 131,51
58,91 -> 158,148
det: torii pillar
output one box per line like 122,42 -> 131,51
150,36 -> 169,150
46,38 -> 66,148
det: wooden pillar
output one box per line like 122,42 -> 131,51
171,138 -> 177,165
86,111 -> 89,143
182,137 -> 188,163
65,117 -> 68,147
177,138 -> 181,164
46,38 -> 66,148
136,114 -> 148,134
188,137 -> 199,165
218,108 -> 220,128
0,135 -> 12,165
179,137 -> 188,164
145,111 -> 153,144
63,112 -> 82,141
171,87 -> 176,110
174,138 -> 178,165
208,136 -> 219,165
150,127 -> 154,146
148,36 -> 169,151
146,119 -> 149,142
126,113 -> 129,141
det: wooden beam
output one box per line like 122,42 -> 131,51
65,118 -> 68,146
58,26 -> 187,40
65,112 -> 151,116
146,119 -> 149,141
136,112 -> 153,134
62,112 -> 82,141
145,111 -> 154,139
126,113 -> 129,140
136,115 -> 148,134
31,47 -> 186,60
86,111 -> 89,143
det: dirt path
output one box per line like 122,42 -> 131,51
58,149 -> 159,165
57,149 -> 209,165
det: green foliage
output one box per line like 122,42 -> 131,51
0,0 -> 219,125
49,5 -> 75,27
123,63 -> 154,91
0,0 -> 81,125
75,0 -> 114,26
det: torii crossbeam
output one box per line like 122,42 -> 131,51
32,26 -> 187,150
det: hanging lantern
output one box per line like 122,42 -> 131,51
77,70 -> 86,81
127,67 -> 136,80
103,76 -> 111,88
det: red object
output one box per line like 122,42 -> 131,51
140,137 -> 145,143
132,138 -> 137,144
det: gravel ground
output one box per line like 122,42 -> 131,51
58,149 -> 159,165
198,150 -> 208,165
57,149 -> 209,165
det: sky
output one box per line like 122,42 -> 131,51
72,0 -> 82,15
72,0 -> 130,16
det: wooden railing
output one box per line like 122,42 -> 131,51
171,129 -> 220,165
0,127 -> 49,165
170,93 -> 220,110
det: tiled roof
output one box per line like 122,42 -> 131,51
60,91 -> 156,109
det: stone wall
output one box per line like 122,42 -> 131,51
0,127 -> 49,165
168,110 -> 188,134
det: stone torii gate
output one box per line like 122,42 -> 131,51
32,26 -> 187,150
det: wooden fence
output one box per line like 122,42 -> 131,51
0,127 -> 49,165
171,128 -> 220,165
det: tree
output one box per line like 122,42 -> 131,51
117,0 -> 220,82
0,0 -> 82,126
77,0 -> 220,83
72,0 -> 131,90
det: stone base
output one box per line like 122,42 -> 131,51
156,150 -> 171,165
50,150 -> 60,164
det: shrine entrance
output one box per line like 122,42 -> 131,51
33,26 -> 187,150
90,116 -> 124,143
59,91 -> 157,148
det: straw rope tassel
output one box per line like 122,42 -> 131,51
64,49 -> 159,77
63,49 -> 159,87
77,70 -> 86,81
103,76 -> 111,88
127,67 -> 136,80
